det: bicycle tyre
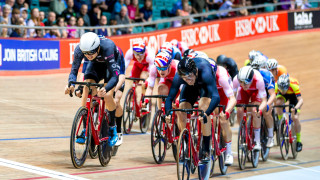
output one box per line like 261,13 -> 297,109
111,146 -> 119,157
260,117 -> 270,161
237,118 -> 247,170
209,142 -> 216,177
70,107 -> 91,168
290,121 -> 298,159
177,128 -> 192,180
229,110 -> 236,127
272,110 -> 280,146
251,149 -> 259,168
218,130 -> 228,175
279,118 -> 289,160
98,111 -> 112,167
123,89 -> 135,134
151,110 -> 167,164
89,104 -> 100,159
172,122 -> 179,162
140,97 -> 151,133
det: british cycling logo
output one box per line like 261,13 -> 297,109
294,12 -> 313,29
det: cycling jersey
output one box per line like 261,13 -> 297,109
233,69 -> 267,104
68,37 -> 120,93
275,65 -> 288,81
218,57 -> 238,79
147,60 -> 178,88
187,51 -> 209,60
259,69 -> 275,90
165,58 -> 220,116
177,41 -> 189,55
117,46 -> 126,75
216,66 -> 233,106
157,46 -> 182,60
275,77 -> 301,97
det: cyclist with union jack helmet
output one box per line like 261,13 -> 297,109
170,39 -> 189,55
158,42 -> 182,60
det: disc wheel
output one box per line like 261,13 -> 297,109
98,111 -> 112,167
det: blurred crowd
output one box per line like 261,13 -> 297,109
0,0 -> 313,38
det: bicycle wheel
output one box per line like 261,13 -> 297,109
279,118 -> 289,160
98,111 -> 112,167
237,119 -> 247,170
260,117 -> 270,161
229,110 -> 236,127
89,104 -> 99,159
172,122 -> 179,162
218,131 -> 228,175
290,121 -> 298,159
70,107 -> 91,168
209,142 -> 216,177
177,128 -> 192,180
123,89 -> 135,134
140,98 -> 152,133
272,110 -> 280,146
151,110 -> 167,164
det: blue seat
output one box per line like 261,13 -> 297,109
132,26 -> 142,34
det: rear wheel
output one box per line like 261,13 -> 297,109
260,117 -> 270,161
237,119 -> 247,170
177,129 -> 192,180
279,118 -> 289,160
151,110 -> 167,164
70,107 -> 91,168
123,89 -> 135,134
171,122 -> 179,162
98,111 -> 112,167
140,97 -> 151,133
251,149 -> 259,168
89,104 -> 99,159
290,121 -> 298,159
218,130 -> 228,175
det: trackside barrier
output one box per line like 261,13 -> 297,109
0,9 -> 319,71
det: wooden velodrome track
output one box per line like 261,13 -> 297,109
0,29 -> 320,180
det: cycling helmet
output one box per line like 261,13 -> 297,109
160,42 -> 173,55
132,41 -> 146,53
251,55 -> 267,69
154,51 -> 172,71
216,54 -> 227,65
170,39 -> 179,48
177,57 -> 197,76
248,50 -> 260,61
277,74 -> 290,91
80,32 -> 100,54
238,66 -> 254,84
183,49 -> 194,57
266,58 -> 278,70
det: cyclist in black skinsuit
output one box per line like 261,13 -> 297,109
165,56 -> 220,160
65,32 -> 120,146
216,55 -> 239,79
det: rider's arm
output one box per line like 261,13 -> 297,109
104,49 -> 120,92
124,49 -> 133,70
145,65 -> 158,97
292,83 -> 303,110
202,69 -> 220,116
267,73 -> 276,107
146,49 -> 155,70
232,75 -> 240,97
68,45 -> 84,85
218,67 -> 236,113
114,74 -> 125,92
165,74 -> 183,115
256,74 -> 268,112
296,96 -> 303,110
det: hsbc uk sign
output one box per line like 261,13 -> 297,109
235,15 -> 280,37
181,24 -> 221,47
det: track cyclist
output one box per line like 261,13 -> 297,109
266,58 -> 288,81
165,56 -> 220,160
275,74 -> 303,152
244,50 -> 267,67
233,66 -> 268,151
158,41 -> 182,60
124,40 -> 155,109
170,39 -> 189,55
216,54 -> 239,79
251,55 -> 277,147
65,32 -> 121,146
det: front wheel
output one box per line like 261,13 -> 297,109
218,130 -> 228,175
290,121 -> 298,159
237,119 -> 247,170
98,111 -> 112,167
123,89 -> 135,134
177,129 -> 192,180
140,97 -> 151,133
260,117 -> 270,161
151,110 -> 167,164
70,107 -> 91,168
279,118 -> 289,160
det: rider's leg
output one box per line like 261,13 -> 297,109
252,101 -> 262,148
199,97 -> 212,157
264,104 -> 274,147
157,84 -> 169,109
105,87 -> 118,146
81,79 -> 96,107
275,96 -> 286,120
177,102 -> 192,131
115,90 -> 124,146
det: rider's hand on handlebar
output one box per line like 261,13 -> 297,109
97,87 -> 106,97
219,111 -> 227,121
199,113 -> 208,124
65,85 -> 74,95
165,115 -> 171,125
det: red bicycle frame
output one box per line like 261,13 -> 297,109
211,105 -> 226,156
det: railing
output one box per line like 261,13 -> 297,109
0,0 -> 319,36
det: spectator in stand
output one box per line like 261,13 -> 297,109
13,0 -> 29,10
89,3 -> 101,26
127,0 -> 141,22
44,25 -> 60,38
278,0 -> 291,10
113,0 -> 126,16
10,8 -> 21,25
5,0 -> 15,8
27,8 -> 42,38
77,4 -> 90,26
92,0 -> 109,11
56,17 -> 68,38
39,11 -> 45,23
10,18 -> 25,37
172,3 -> 192,27
139,0 -> 152,22
94,15 -> 108,36
61,0 -> 76,22
296,0 -> 311,9
0,22 -> 9,37
206,0 -> 223,11
171,0 -> 182,16
115,6 -> 131,35
190,0 -> 206,14
75,16 -> 85,38
218,0 -> 247,18
50,0 -> 67,16
20,7 -> 28,24
45,11 -> 56,26
0,5 -> 12,36
67,16 -> 76,38
35,28 -> 44,38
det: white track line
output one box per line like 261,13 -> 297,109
267,159 -> 320,173
0,158 -> 88,180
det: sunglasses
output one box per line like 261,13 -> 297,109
133,51 -> 145,56
156,66 -> 169,71
239,78 -> 252,85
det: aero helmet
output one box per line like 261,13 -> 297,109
177,57 -> 197,76
238,66 -> 254,84
154,51 -> 172,71
277,74 -> 290,91
266,58 -> 278,70
80,32 -> 100,54
216,54 -> 227,65
132,41 -> 146,53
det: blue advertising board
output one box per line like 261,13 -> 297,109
0,39 -> 60,70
